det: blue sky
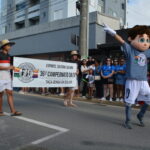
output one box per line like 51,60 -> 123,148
127,0 -> 150,27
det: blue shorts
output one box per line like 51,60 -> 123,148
115,78 -> 125,85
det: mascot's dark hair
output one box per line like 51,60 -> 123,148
128,25 -> 150,39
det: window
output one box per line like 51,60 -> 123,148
122,3 -> 125,10
15,22 -> 25,29
29,0 -> 40,7
54,9 -> 63,20
1,26 -> 7,34
90,0 -> 96,7
98,0 -> 104,6
97,5 -> 102,13
98,0 -> 104,13
16,2 -> 26,11
43,12 -> 46,18
29,17 -> 40,26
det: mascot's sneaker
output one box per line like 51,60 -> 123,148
124,121 -> 132,129
137,114 -> 145,127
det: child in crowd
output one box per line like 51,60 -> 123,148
86,69 -> 95,99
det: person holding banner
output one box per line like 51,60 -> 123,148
64,51 -> 80,107
0,39 -> 22,116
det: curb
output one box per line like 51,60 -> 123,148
14,92 -> 149,110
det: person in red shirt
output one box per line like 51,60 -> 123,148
0,39 -> 22,116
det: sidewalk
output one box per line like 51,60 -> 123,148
15,91 -> 148,110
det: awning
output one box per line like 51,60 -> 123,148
97,43 -> 121,50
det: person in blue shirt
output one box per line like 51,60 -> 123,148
101,58 -> 115,101
115,58 -> 126,102
104,24 -> 150,129
113,59 -> 120,101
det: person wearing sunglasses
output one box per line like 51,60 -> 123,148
101,58 -> 115,101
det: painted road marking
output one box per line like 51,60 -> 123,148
4,112 -> 69,145
31,131 -> 65,145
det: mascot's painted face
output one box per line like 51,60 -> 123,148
129,34 -> 150,51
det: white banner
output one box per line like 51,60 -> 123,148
13,57 -> 77,87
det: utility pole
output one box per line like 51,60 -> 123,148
79,0 -> 89,59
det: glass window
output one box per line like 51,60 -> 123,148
122,3 -> 125,10
90,0 -> 96,7
98,0 -> 104,13
16,2 -> 26,11
29,0 -> 40,7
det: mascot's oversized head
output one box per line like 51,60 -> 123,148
128,25 -> 150,51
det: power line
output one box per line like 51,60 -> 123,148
0,0 -> 76,26
0,0 -> 66,14
0,0 -> 106,27
128,7 -> 150,19
0,0 -> 66,18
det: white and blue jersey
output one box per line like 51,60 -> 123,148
121,42 -> 150,80
121,42 -> 150,104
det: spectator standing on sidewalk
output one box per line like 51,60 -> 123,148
86,69 -> 95,99
115,58 -> 126,101
81,59 -> 88,98
87,56 -> 94,66
94,60 -> 103,100
101,58 -> 115,101
0,39 -> 22,116
113,59 -> 120,101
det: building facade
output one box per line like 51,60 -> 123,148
0,0 -> 127,34
0,0 -> 7,34
0,12 -> 120,61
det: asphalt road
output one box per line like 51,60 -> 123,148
1,93 -> 150,150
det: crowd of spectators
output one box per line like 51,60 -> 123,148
79,56 -> 126,101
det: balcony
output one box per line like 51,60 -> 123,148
28,4 -> 40,19
28,4 -> 40,13
28,11 -> 40,19
14,10 -> 25,23
15,0 -> 25,4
